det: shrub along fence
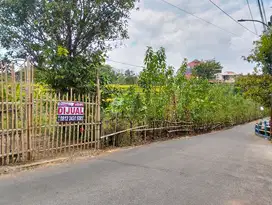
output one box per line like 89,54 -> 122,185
100,81 -> 267,147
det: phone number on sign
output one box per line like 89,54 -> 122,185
57,115 -> 84,122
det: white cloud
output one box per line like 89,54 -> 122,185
107,0 -> 267,74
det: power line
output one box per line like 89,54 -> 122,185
246,0 -> 258,35
260,0 -> 267,24
208,0 -> 257,36
159,0 -> 238,37
257,0 -> 266,31
107,59 -> 144,68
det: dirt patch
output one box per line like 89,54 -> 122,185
0,148 -> 112,176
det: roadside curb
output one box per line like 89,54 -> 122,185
0,149 -> 116,176
0,157 -> 68,176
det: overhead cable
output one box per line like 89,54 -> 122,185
260,0 -> 267,24
208,0 -> 257,36
246,0 -> 258,35
160,0 -> 238,36
107,59 -> 144,68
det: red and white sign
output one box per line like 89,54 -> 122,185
57,102 -> 84,122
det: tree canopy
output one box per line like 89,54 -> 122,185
0,0 -> 138,93
235,74 -> 272,107
138,47 -> 174,91
100,65 -> 138,85
193,60 -> 222,80
245,31 -> 272,75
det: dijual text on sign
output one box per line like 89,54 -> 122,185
57,102 -> 84,122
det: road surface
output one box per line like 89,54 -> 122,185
0,122 -> 272,205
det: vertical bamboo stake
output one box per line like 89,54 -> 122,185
0,67 -> 4,165
26,60 -> 31,160
89,96 -> 93,148
28,63 -> 32,159
79,95 -> 84,150
130,121 -> 133,145
63,93 -> 68,153
33,88 -> 39,157
85,96 -> 88,149
144,120 -> 147,142
56,93 -> 61,153
43,92 -> 48,157
76,94 -> 80,150
48,93 -> 53,156
61,94 -> 65,152
84,95 -> 87,149
4,65 -> 10,164
14,76 -> 20,161
30,64 -> 34,160
86,95 -> 91,149
95,98 -> 99,149
33,83 -> 38,159
59,94 -> 64,153
72,93 -> 76,150
25,59 -> 33,160
10,64 -> 15,163
24,63 -> 27,159
91,96 -> 94,149
96,69 -> 101,149
152,121 -> 155,139
51,93 -> 57,155
19,67 -> 25,162
37,92 -> 43,159
29,64 -> 32,159
68,89 -> 73,153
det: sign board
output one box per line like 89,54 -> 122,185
57,102 -> 84,122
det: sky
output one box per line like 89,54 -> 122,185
106,0 -> 272,74
1,0 -> 271,74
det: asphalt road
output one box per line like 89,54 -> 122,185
0,122 -> 272,205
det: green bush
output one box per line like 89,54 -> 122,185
104,47 -> 267,136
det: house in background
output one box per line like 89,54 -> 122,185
185,59 -> 202,79
184,59 -> 242,83
214,71 -> 241,83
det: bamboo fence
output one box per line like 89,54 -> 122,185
0,61 -> 101,165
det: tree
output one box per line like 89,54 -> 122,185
193,60 -> 222,80
138,47 -> 173,91
235,74 -> 272,107
0,0 -> 138,93
124,69 -> 138,84
100,64 -> 118,85
245,31 -> 272,75
175,58 -> 188,86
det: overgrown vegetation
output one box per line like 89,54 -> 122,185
245,29 -> 272,75
235,74 -> 272,108
104,47 -> 266,145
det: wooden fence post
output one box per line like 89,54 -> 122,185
26,59 -> 33,160
130,121 -> 133,145
95,68 -> 101,149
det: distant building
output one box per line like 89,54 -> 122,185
215,71 -> 241,83
185,59 -> 202,79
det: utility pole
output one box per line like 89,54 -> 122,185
239,3 -> 271,137
257,0 -> 266,31
260,0 -> 267,24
